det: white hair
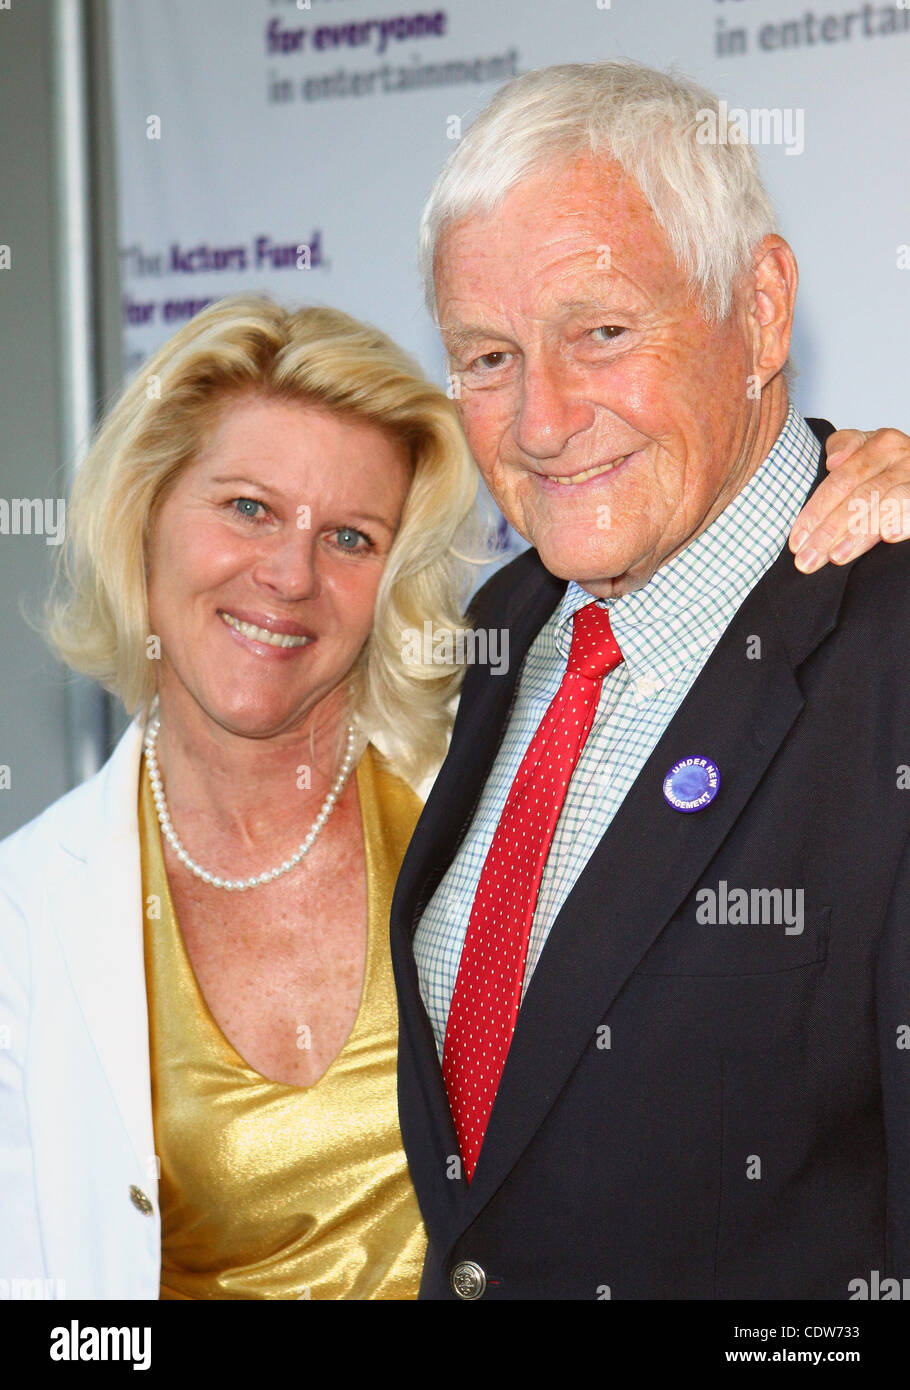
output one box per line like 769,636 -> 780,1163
418,60 -> 781,325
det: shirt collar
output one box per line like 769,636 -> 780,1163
554,406 -> 821,679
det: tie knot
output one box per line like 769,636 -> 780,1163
566,601 -> 623,680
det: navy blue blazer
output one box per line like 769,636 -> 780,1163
390,418 -> 910,1299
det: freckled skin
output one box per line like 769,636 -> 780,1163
144,394 -> 413,1085
435,154 -> 797,597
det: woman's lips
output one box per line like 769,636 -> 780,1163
218,609 -> 315,657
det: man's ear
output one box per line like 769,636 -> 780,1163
746,235 -> 799,385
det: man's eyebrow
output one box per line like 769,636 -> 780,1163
559,298 -> 622,315
437,324 -> 499,354
440,298 -> 636,353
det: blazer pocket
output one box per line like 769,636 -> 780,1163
632,904 -> 831,978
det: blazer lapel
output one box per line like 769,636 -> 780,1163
47,720 -> 156,1176
391,553 -> 568,1232
394,552 -> 567,938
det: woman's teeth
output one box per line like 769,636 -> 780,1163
553,455 -> 628,485
219,612 -> 310,648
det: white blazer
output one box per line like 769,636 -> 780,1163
0,719 -> 160,1299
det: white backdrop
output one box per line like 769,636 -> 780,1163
109,0 -> 910,472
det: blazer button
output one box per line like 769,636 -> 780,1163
129,1185 -> 154,1216
450,1260 -> 486,1300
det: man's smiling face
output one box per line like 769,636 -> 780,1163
434,153 -> 776,598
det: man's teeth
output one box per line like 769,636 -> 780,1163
552,456 -> 628,485
220,612 -> 310,648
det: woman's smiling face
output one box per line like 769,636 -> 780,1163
146,392 -> 412,739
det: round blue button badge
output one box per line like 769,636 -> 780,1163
663,756 -> 720,813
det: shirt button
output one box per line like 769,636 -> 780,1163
129,1185 -> 154,1216
450,1260 -> 487,1300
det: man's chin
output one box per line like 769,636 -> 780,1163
533,539 -> 647,599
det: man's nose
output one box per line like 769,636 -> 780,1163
252,530 -> 320,601
513,355 -> 595,460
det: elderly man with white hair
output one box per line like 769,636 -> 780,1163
390,61 -> 910,1300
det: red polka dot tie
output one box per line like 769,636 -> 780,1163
442,601 -> 624,1181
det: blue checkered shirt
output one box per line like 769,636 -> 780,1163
414,406 -> 822,1058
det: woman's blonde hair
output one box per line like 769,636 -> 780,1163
44,294 -> 481,785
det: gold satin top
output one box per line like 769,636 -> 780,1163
138,743 -> 427,1300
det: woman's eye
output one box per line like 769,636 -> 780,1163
590,325 -> 625,342
232,497 -> 266,521
331,527 -> 371,552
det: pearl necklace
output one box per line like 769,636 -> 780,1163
143,717 -> 357,891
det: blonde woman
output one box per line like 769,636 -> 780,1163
0,296 -> 477,1300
